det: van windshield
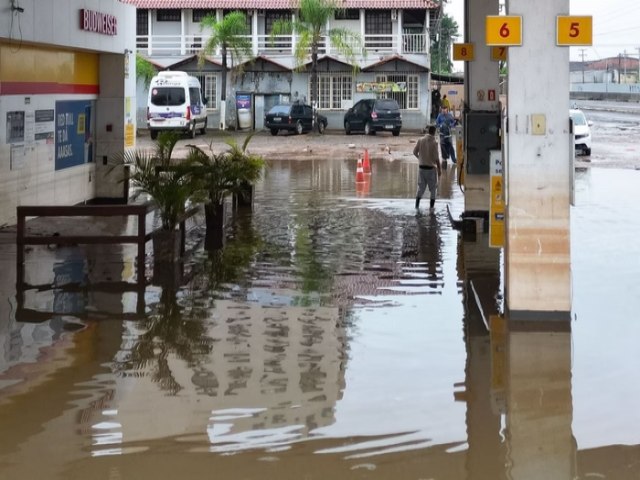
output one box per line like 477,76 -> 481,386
151,87 -> 186,106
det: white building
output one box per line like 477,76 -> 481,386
123,0 -> 440,130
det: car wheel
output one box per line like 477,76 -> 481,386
364,121 -> 375,135
270,128 -> 278,136
200,119 -> 207,135
584,148 -> 591,156
317,121 -> 325,134
189,122 -> 196,139
392,128 -> 400,137
295,121 -> 304,135
150,130 -> 158,140
344,121 -> 351,135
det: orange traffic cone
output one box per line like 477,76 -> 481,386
355,157 -> 365,183
356,176 -> 371,196
363,148 -> 371,174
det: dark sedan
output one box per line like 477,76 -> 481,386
265,103 -> 327,135
344,98 -> 402,136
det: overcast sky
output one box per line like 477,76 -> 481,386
446,0 -> 640,68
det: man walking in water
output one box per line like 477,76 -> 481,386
413,125 -> 442,210
436,106 -> 457,164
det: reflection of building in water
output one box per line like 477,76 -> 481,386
110,299 -> 345,448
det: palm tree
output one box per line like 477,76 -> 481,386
200,11 -> 253,130
185,134 -> 265,249
110,132 -> 193,261
270,0 -> 363,126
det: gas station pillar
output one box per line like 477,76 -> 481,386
505,0 -> 572,319
463,0 -> 501,214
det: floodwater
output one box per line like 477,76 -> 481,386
0,156 -> 639,480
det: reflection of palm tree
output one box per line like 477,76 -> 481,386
117,287 -> 213,395
195,211 -> 264,292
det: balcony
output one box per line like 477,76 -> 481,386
136,33 -> 428,58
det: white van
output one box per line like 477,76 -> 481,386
147,71 -> 207,139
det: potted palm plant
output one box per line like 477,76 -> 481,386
111,132 -> 193,262
185,134 -> 265,250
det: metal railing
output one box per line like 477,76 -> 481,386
136,33 -> 428,57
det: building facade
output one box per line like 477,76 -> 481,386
123,0 -> 440,131
0,0 -> 137,226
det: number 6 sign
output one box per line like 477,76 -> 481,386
486,16 -> 522,46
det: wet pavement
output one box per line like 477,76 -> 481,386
1,147 -> 639,479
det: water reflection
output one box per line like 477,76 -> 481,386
0,162 -> 638,479
504,322 -> 575,480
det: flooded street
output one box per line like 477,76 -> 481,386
0,153 -> 639,479
577,101 -> 640,169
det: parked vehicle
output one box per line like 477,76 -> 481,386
344,98 -> 402,136
265,103 -> 327,135
147,71 -> 208,140
570,108 -> 592,156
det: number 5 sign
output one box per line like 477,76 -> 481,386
486,16 -> 522,46
557,16 -> 592,46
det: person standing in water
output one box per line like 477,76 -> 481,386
413,125 -> 442,210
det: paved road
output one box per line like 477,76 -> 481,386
574,99 -> 640,114
576,101 -> 640,169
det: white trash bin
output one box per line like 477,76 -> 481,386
238,108 -> 251,130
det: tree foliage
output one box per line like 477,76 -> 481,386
136,53 -> 157,87
199,11 -> 253,102
431,14 -> 460,74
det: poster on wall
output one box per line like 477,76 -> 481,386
35,109 -> 55,143
6,111 -> 25,144
55,100 -> 93,170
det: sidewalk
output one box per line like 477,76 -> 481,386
135,129 -> 424,163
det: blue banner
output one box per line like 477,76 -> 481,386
55,100 -> 93,170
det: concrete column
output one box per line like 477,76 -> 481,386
396,9 -> 403,55
252,11 -> 258,56
464,0 -> 501,213
324,17 -> 330,55
180,10 -> 186,55
292,13 -> 297,55
147,9 -> 153,55
505,0 -> 572,317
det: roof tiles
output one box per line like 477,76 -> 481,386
121,1 -> 439,10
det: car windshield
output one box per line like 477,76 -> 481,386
570,111 -> 587,126
268,105 -> 291,115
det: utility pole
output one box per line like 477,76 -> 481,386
618,53 -> 622,83
623,49 -> 628,81
637,47 -> 640,83
579,48 -> 587,83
